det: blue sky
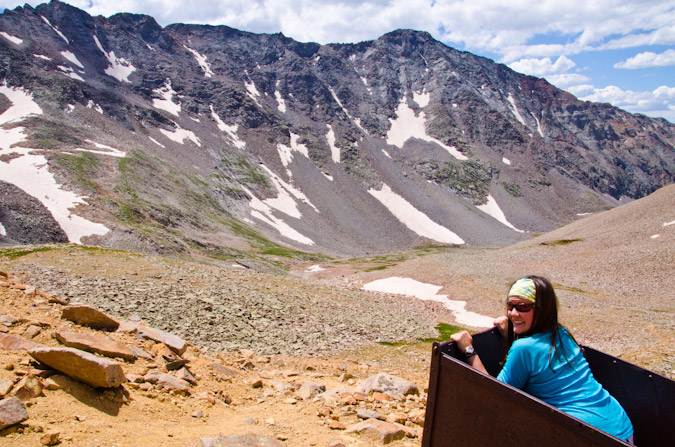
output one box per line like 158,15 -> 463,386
2,0 -> 674,122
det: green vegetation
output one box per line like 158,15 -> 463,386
0,246 -> 57,259
418,323 -> 465,342
220,153 -> 269,189
24,117 -> 83,149
378,323 -> 465,346
540,238 -> 583,246
52,151 -> 100,193
502,181 -> 523,197
416,159 -> 498,204
553,283 -> 586,294
224,218 -> 331,262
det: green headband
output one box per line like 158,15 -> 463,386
508,278 -> 537,303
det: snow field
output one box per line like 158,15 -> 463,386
362,277 -> 494,328
0,84 -> 110,243
386,98 -> 468,160
368,183 -> 465,245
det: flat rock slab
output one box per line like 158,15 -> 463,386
28,347 -> 126,388
143,371 -> 190,393
0,397 -> 29,430
0,333 -> 43,352
137,325 -> 187,355
345,418 -> 406,444
62,304 -> 119,331
197,434 -> 283,446
54,329 -> 135,361
359,373 -> 418,397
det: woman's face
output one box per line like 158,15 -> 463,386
507,297 -> 535,335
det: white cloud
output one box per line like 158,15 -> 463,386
2,0 -> 673,121
509,56 -> 576,76
569,84 -> 675,121
614,49 -> 675,69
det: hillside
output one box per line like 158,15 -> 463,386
0,1 -> 673,261
0,185 -> 672,446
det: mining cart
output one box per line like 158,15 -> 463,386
422,328 -> 674,446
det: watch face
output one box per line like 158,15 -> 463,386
465,346 -> 475,355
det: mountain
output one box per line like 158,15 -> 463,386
1,0 -> 673,259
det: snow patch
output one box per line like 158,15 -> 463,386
531,112 -> 544,138
362,277 -> 494,328
34,54 -> 52,61
477,194 -> 523,232
305,265 -> 324,273
328,87 -> 366,133
148,136 -> 165,148
210,105 -> 246,149
58,66 -> 84,82
183,45 -> 213,78
502,157 -> 511,165
86,100 -> 103,114
93,36 -> 136,83
41,16 -> 69,44
650,234 -> 660,239
326,124 -> 340,163
386,98 -> 468,160
277,133 -> 310,175
159,123 -> 201,146
77,140 -> 126,157
413,91 -> 430,108
275,90 -> 286,113
60,51 -> 84,69
507,94 -> 525,126
382,149 -> 391,159
152,79 -> 181,116
0,84 -> 109,243
260,165 -> 319,216
0,32 -> 22,45
663,219 -> 675,227
245,185 -> 314,246
368,183 -> 465,245
0,222 -> 6,236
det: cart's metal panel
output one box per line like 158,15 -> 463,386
422,328 -> 675,446
583,346 -> 675,446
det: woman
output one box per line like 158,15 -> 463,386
451,276 -> 634,443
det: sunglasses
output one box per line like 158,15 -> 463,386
506,301 -> 535,313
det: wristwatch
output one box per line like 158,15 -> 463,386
464,346 -> 476,357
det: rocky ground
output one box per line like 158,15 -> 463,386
0,248 -> 448,447
0,185 -> 673,447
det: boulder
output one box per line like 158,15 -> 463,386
0,379 -> 14,397
12,375 -> 44,401
137,325 -> 186,355
0,333 -> 43,351
196,434 -> 283,446
28,347 -> 126,388
345,418 -> 406,444
142,370 -> 190,393
54,329 -> 135,361
0,397 -> 29,430
61,304 -> 120,331
359,373 -> 418,397
296,381 -> 326,399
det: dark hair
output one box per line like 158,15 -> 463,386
502,275 -> 580,369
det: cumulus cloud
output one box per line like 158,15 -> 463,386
2,0 -> 673,121
509,56 -> 576,76
568,84 -> 675,121
614,49 -> 675,69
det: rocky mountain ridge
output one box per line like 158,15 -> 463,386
0,0 -> 673,259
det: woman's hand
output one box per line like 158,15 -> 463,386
494,316 -> 508,338
450,330 -> 473,352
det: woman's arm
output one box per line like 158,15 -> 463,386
450,331 -> 489,375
